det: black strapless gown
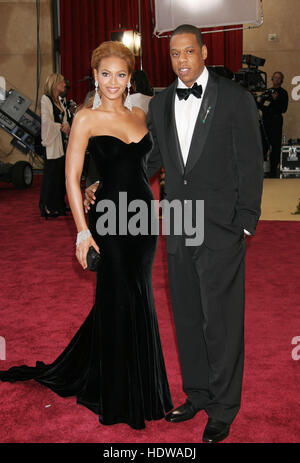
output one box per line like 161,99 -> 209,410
0,133 -> 173,430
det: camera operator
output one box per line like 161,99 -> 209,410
259,72 -> 288,177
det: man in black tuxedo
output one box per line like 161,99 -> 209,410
85,25 -> 263,443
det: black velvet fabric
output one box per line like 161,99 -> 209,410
0,133 -> 173,429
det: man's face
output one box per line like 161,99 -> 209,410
170,33 -> 207,87
272,73 -> 282,87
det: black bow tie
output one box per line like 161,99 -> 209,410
176,82 -> 203,101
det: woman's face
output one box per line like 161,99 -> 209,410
56,77 -> 66,96
94,56 -> 130,102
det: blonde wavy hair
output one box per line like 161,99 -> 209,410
44,73 -> 64,102
85,41 -> 135,109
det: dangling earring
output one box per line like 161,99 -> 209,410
124,82 -> 132,111
92,81 -> 101,110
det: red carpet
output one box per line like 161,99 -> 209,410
0,175 -> 299,443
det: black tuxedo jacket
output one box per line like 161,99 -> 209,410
147,71 -> 264,254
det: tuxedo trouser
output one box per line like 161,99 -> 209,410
167,236 -> 246,424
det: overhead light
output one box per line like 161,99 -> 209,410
111,30 -> 141,56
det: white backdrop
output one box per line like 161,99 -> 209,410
154,0 -> 260,34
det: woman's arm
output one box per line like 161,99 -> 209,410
65,110 -> 99,269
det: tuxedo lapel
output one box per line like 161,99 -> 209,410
164,82 -> 185,175
185,72 -> 219,175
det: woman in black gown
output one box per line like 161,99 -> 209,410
0,41 -> 173,430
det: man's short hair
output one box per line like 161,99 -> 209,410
171,24 -> 204,48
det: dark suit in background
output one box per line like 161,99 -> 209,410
261,86 -> 288,177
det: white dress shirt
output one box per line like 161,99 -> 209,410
175,66 -> 209,165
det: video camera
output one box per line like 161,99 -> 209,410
234,54 -> 267,93
259,87 -> 278,103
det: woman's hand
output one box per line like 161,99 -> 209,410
84,182 -> 99,213
76,235 -> 100,270
61,122 -> 71,135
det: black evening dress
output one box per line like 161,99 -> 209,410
0,132 -> 173,430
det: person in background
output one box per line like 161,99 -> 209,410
130,70 -> 153,114
59,79 -> 77,126
129,70 -> 161,201
260,71 -> 288,177
39,73 -> 70,218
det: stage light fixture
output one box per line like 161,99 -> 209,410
184,0 -> 223,13
111,30 -> 141,56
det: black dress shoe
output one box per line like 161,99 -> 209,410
42,209 -> 59,220
165,401 -> 200,423
202,418 -> 230,443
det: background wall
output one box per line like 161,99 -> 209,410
0,0 -> 299,166
243,0 -> 300,139
0,0 -> 53,165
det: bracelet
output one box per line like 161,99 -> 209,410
76,229 -> 91,247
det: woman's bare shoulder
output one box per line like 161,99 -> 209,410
132,105 -> 147,121
70,108 -> 98,140
74,107 -> 103,128
74,107 -> 94,122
